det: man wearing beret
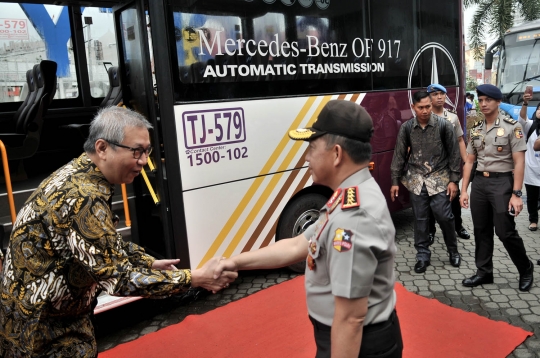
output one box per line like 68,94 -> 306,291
214,100 -> 403,358
460,84 -> 533,291
426,83 -> 470,243
391,91 -> 461,274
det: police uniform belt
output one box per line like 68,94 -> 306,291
475,171 -> 513,178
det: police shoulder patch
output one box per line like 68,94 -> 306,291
515,127 -> 524,139
333,228 -> 353,252
341,186 -> 360,209
503,117 -> 517,125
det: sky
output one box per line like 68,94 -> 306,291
463,4 -> 501,48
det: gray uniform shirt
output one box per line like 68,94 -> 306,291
467,113 -> 527,172
441,110 -> 464,138
302,168 -> 397,326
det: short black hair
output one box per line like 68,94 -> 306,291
323,134 -> 371,164
412,91 -> 430,104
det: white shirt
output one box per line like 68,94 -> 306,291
519,116 -> 540,186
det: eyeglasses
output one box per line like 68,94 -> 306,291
104,140 -> 153,159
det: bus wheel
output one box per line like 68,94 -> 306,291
276,193 -> 328,273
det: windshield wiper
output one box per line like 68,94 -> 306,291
504,74 -> 540,104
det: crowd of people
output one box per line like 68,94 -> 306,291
0,83 -> 536,357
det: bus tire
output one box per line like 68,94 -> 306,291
276,192 -> 328,273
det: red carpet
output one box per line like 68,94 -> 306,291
101,277 -> 532,358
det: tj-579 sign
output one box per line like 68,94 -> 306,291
0,19 -> 28,40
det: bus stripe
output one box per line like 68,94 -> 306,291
351,93 -> 360,103
220,97 -> 331,258
197,96 -> 321,268
240,150 -> 308,253
259,168 -> 312,249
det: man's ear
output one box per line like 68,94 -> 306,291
333,144 -> 344,166
95,139 -> 108,160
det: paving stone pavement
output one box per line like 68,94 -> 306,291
96,201 -> 540,357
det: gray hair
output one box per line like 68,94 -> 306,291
84,106 -> 153,153
323,133 -> 371,164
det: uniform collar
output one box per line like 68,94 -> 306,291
339,167 -> 372,189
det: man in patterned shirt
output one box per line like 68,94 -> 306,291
390,91 -> 461,274
0,106 -> 236,357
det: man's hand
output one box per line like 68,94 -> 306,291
152,259 -> 180,271
509,195 -> 524,217
447,182 -> 458,201
214,257 -> 238,280
192,257 -> 238,292
460,191 -> 469,209
390,186 -> 399,202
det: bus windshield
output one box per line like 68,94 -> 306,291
499,34 -> 540,94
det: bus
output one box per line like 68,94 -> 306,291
485,19 -> 540,119
0,0 -> 464,312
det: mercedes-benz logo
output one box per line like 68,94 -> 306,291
407,42 -> 460,115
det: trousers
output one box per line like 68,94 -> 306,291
470,176 -> 530,276
310,310 -> 403,358
525,183 -> 540,224
429,184 -> 463,233
410,184 -> 458,261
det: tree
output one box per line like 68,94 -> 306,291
465,0 -> 540,59
466,75 -> 478,91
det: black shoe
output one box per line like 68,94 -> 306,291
449,252 -> 461,267
414,260 -> 430,273
456,227 -> 470,239
428,233 -> 435,246
519,261 -> 534,292
462,273 -> 494,287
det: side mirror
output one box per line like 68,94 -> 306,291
485,52 -> 493,70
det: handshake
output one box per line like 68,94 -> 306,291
191,256 -> 238,293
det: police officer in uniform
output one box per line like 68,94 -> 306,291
214,100 -> 403,358
460,84 -> 534,291
427,83 -> 471,243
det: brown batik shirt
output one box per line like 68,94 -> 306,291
390,114 -> 460,196
0,153 -> 192,357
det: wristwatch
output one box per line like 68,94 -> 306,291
512,190 -> 523,197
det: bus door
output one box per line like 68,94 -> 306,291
114,0 -> 184,263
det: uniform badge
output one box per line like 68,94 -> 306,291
326,188 -> 342,209
341,186 -> 360,209
307,254 -> 316,270
497,128 -> 505,136
309,240 -> 317,254
515,127 -> 524,139
333,229 -> 353,252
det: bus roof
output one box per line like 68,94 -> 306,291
506,18 -> 540,36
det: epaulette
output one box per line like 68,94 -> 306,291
503,117 -> 517,125
446,108 -> 457,114
341,186 -> 360,210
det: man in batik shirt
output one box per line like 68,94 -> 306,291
390,91 -> 461,274
0,106 -> 236,357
